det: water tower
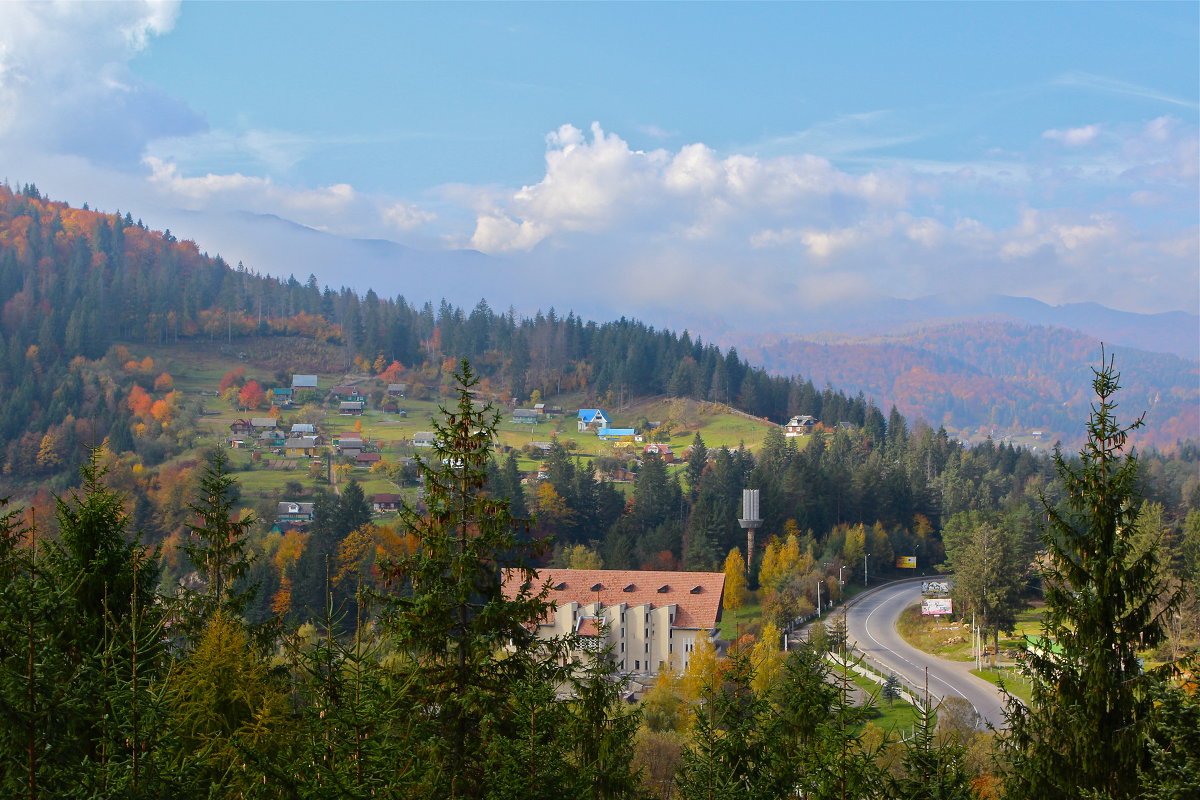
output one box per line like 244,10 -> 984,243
738,489 -> 762,574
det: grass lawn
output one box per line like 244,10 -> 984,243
971,666 -> 1032,706
896,604 -> 975,661
896,601 -> 1046,663
717,599 -> 763,641
841,669 -> 921,734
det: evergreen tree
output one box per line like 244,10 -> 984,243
685,432 -> 708,499
378,360 -> 573,798
676,645 -> 771,800
179,448 -> 257,638
1003,354 -> 1181,799
891,698 -> 973,799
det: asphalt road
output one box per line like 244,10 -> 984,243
842,579 -> 1010,729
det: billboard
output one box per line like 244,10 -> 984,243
922,580 -> 951,595
896,556 -> 917,569
922,598 -> 953,616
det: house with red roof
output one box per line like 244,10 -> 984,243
502,568 -> 725,676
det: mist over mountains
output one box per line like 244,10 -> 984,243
175,208 -> 1199,361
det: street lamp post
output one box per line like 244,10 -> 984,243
816,579 -> 822,617
864,552 -> 871,586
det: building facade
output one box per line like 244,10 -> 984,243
503,568 -> 725,676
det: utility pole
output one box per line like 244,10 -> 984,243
816,578 -> 822,617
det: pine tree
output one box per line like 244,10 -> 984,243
378,360 -> 571,798
179,448 -> 257,637
685,432 -> 708,499
676,645 -> 771,800
891,697 -> 973,799
1003,353 -> 1181,799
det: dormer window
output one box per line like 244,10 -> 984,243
623,584 -> 636,592
590,583 -> 605,592
657,585 -> 670,593
690,585 -> 703,594
553,582 -> 567,590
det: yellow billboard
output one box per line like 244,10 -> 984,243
896,556 -> 917,568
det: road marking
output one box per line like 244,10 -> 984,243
856,588 -> 984,719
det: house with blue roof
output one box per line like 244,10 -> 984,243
597,427 -> 637,441
577,409 -> 611,432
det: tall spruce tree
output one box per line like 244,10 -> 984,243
1003,354 -> 1181,799
379,360 -> 573,799
180,448 -> 257,636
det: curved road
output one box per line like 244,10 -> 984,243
843,579 -> 1009,729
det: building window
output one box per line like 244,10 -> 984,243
635,660 -> 640,670
620,642 -> 624,652
645,642 -> 649,653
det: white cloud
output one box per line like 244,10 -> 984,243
1042,124 -> 1100,146
455,119 -> 1197,316
469,122 -> 912,253
0,1 -> 199,166
143,156 -> 441,239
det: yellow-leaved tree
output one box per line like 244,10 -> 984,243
681,631 -> 720,704
723,547 -> 747,617
751,621 -> 784,697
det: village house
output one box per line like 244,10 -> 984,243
339,400 -> 366,415
338,437 -> 365,455
387,383 -> 408,396
285,436 -> 320,457
501,568 -> 725,676
642,443 -> 675,462
290,423 -> 316,436
512,409 -> 539,425
229,418 -> 253,435
597,427 -> 637,441
270,387 -> 294,407
412,432 -> 436,448
355,451 -> 382,468
292,375 -> 319,390
783,415 -> 818,437
577,409 -> 611,432
331,385 -> 363,399
371,493 -> 403,512
276,501 -> 315,523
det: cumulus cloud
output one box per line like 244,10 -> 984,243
459,119 -> 1197,317
468,122 -> 911,253
1043,124 -> 1100,146
0,1 -> 201,166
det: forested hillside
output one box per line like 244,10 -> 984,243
736,322 -> 1198,449
0,182 -> 885,490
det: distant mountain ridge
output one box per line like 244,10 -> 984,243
732,320 -> 1198,450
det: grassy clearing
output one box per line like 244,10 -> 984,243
840,668 -> 921,734
896,601 -> 1046,663
971,666 -> 1033,706
895,605 -> 975,661
716,597 -> 762,641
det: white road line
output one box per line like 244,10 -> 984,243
856,589 -> 982,718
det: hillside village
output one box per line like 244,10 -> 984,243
210,369 -> 823,534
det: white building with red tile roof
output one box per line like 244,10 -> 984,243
502,568 -> 725,676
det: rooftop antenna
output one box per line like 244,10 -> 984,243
738,489 -> 762,576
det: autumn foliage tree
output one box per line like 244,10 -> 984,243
238,379 -> 265,410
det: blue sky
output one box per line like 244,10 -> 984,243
1,1 -> 1196,320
